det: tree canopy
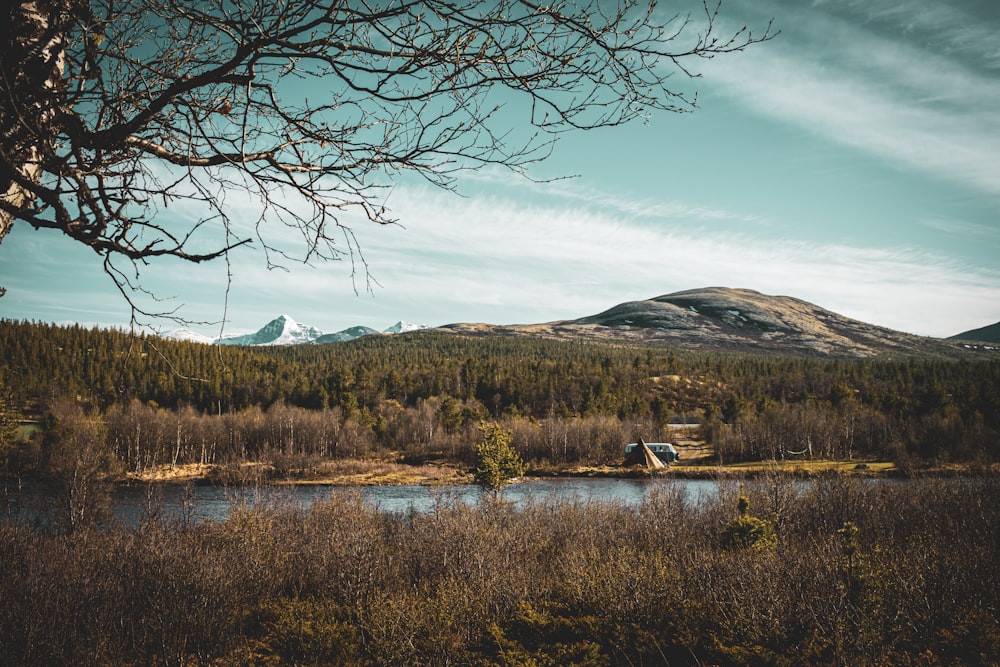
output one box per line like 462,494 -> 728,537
0,0 -> 772,312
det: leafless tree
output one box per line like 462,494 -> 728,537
1,0 -> 772,313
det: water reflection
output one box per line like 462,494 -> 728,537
111,477 -> 722,525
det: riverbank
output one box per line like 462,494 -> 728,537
527,459 -> 898,480
125,458 -> 475,486
121,456 -> 1000,487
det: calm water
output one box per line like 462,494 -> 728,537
107,477 -> 722,525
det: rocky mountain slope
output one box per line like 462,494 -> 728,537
312,325 -> 380,344
440,287 -> 986,358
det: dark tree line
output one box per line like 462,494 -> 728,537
1,319 -> 999,469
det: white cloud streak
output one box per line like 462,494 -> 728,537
320,184 -> 1000,337
4,173 -> 997,338
460,167 -> 770,226
704,0 -> 1000,194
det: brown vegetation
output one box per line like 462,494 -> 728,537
1,476 -> 997,665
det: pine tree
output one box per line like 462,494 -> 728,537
474,421 -> 527,495
721,484 -> 777,551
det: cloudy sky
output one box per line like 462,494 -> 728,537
2,0 -> 999,339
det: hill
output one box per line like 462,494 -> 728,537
441,287 -> 982,358
951,321 -> 1000,345
155,287 -> 989,359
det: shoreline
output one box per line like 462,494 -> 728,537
112,458 -> 1000,487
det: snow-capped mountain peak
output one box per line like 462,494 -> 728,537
162,327 -> 216,345
384,320 -> 428,334
217,314 -> 324,346
162,315 -> 427,346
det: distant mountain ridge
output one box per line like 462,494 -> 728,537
313,325 -> 381,344
441,287 -> 994,358
165,316 -> 426,346
162,288 -> 997,358
950,321 -> 1000,345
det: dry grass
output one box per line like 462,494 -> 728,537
126,458 -> 473,486
5,476 -> 997,665
703,459 -> 896,476
673,437 -> 714,463
127,463 -> 217,483
282,458 -> 473,486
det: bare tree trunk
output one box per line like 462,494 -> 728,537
0,1 -> 72,244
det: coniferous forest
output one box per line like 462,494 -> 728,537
1,318 -> 998,473
2,319 -> 1000,666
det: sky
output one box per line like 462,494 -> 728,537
2,0 -> 999,339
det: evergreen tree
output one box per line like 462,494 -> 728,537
721,484 -> 777,551
474,421 -> 527,495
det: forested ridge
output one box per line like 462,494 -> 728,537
1,319 -> 703,415
1,319 -> 998,470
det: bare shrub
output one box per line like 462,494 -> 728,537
1,476 -> 998,665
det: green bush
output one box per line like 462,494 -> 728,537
473,421 -> 527,494
721,484 -> 777,551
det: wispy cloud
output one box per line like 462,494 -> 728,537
702,0 -> 1000,194
329,184 -> 1000,336
811,0 -> 1000,70
461,167 -> 769,225
4,175 -> 997,337
919,216 -> 1000,241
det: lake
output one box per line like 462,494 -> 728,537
108,477 -> 724,525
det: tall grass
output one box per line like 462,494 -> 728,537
0,476 -> 997,665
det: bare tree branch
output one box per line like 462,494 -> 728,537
0,0 -> 775,317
